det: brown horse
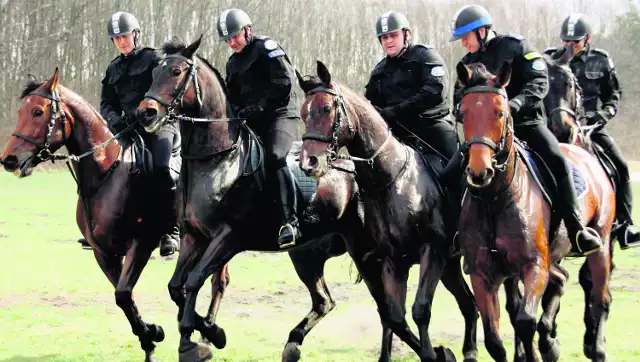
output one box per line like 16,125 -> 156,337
136,37 -> 369,362
0,69 -> 227,362
456,61 -> 614,362
298,61 -> 478,362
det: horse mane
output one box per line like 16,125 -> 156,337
20,79 -> 45,99
465,63 -> 496,87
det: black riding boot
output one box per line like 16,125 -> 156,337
559,174 -> 602,257
77,238 -> 91,250
274,166 -> 301,248
616,180 -> 640,249
154,170 -> 180,257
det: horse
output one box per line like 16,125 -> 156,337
543,44 -> 586,146
298,60 -> 478,362
0,69 -> 227,362
135,36 -> 369,362
455,60 -> 614,362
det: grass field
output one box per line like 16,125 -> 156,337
1,171 -> 639,362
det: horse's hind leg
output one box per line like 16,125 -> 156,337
537,263 -> 568,362
503,277 -> 525,362
584,249 -> 612,362
167,233 -> 226,350
379,324 -> 394,362
470,272 -> 507,362
440,254 -> 479,361
281,246 -> 336,362
199,263 -> 230,349
114,242 -> 165,362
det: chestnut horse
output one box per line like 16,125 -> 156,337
0,69 -> 226,362
456,61 -> 614,362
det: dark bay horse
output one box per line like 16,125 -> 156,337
136,37 -> 366,362
298,61 -> 478,362
456,61 -> 614,362
0,69 -> 226,362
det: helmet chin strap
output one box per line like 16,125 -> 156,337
244,27 -> 253,45
475,27 -> 489,51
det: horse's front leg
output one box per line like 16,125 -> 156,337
516,260 -> 550,362
411,243 -> 448,362
503,277 -> 525,362
179,224 -> 237,362
114,240 -> 163,362
471,271 -> 507,362
537,263 -> 568,362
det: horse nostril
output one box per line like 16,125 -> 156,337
308,156 -> 319,169
465,167 -> 474,177
485,168 -> 495,180
2,155 -> 18,171
143,108 -> 157,120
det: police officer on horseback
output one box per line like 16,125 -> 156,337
365,11 -> 458,162
443,4 -> 603,257
76,11 -> 180,256
217,8 -> 302,248
546,14 -> 640,249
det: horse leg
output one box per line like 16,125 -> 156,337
199,264 -> 230,349
378,323 -> 394,362
517,262 -> 549,362
281,247 -> 335,362
503,277 -> 525,362
411,244 -> 448,361
579,261 -> 595,358
440,254 -> 479,361
470,273 -> 507,362
167,233 -> 227,350
584,250 -> 612,362
359,258 -> 422,358
115,241 -> 164,362
179,225 -> 236,362
537,263 -> 568,362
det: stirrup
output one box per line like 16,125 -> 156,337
621,224 -> 640,249
572,227 -> 601,257
278,224 -> 297,249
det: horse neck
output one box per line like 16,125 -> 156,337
62,89 -> 121,186
347,111 -> 406,191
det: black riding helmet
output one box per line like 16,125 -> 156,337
217,8 -> 252,42
560,13 -> 593,41
375,11 -> 411,54
449,5 -> 492,48
107,12 -> 140,38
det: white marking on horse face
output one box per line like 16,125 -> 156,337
475,101 -> 483,107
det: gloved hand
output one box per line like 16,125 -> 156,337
508,99 -> 522,115
108,115 -> 127,134
238,104 -> 263,119
379,107 -> 397,122
587,107 -> 614,126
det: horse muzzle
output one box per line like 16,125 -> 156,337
137,99 -> 165,134
299,152 -> 329,179
1,154 -> 35,177
466,166 -> 495,188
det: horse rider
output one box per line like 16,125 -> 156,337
545,13 -> 640,249
442,4 -> 603,257
217,8 -> 302,248
78,11 -> 180,256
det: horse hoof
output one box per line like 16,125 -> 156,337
200,324 -> 226,349
541,340 -> 561,362
434,346 -> 457,362
282,342 -> 301,362
145,351 -> 159,362
584,343 -> 594,360
148,324 -> 165,343
179,343 -> 213,362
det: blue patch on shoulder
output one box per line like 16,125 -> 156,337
268,49 -> 285,58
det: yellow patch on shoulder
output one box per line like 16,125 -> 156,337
524,52 -> 542,60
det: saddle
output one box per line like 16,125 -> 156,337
124,129 -> 182,179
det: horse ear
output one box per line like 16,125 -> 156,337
44,67 -> 60,94
496,61 -> 511,88
295,69 -> 306,90
27,73 -> 38,84
456,62 -> 471,87
316,60 -> 332,86
555,44 -> 574,65
183,34 -> 203,58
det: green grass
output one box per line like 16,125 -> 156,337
1,171 -> 640,361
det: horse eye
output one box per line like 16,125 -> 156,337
172,68 -> 182,76
498,111 -> 504,118
322,104 -> 332,114
32,109 -> 44,117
